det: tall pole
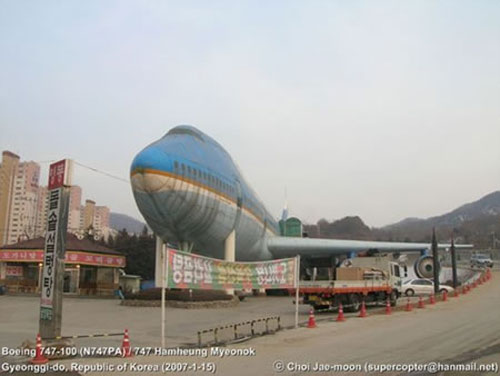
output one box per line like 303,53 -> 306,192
295,255 -> 300,328
431,228 -> 440,294
450,234 -> 458,289
161,242 -> 166,348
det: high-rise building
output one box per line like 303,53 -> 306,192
68,186 -> 82,233
0,152 -> 41,245
83,199 -> 96,230
0,151 -> 20,245
34,186 -> 48,237
1,150 -> 116,243
93,205 -> 110,234
8,161 -> 41,244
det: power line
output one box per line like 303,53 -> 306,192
73,161 -> 130,184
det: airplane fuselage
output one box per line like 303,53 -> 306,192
131,125 -> 278,260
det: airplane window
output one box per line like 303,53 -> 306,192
181,164 -> 185,173
174,161 -> 178,170
187,166 -> 191,175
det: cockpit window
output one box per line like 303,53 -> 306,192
165,127 -> 204,142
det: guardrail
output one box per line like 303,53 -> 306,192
42,332 -> 124,340
197,316 -> 281,347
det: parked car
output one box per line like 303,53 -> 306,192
402,278 -> 454,296
470,254 -> 493,268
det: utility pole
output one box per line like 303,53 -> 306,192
431,228 -> 440,294
450,233 -> 458,289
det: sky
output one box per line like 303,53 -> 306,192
1,1 -> 499,227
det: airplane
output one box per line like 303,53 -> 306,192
130,125 -> 471,279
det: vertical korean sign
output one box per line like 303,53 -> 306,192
39,159 -> 72,339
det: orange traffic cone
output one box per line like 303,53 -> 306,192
405,298 -> 413,311
454,288 -> 460,298
429,294 -> 436,305
385,299 -> 392,315
336,303 -> 345,322
307,308 -> 317,328
358,300 -> 367,318
31,333 -> 48,364
121,329 -> 133,357
418,296 -> 425,309
462,285 -> 467,295
442,290 -> 448,302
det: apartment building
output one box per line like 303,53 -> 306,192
1,150 -> 114,243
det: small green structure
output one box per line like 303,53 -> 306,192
279,217 -> 303,237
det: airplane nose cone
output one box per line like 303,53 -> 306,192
131,145 -> 166,172
130,146 -> 173,193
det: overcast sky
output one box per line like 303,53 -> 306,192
1,1 -> 499,227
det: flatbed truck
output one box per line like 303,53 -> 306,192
298,255 -> 403,312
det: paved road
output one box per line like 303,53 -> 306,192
0,290 -> 431,350
0,294 -> 313,349
53,272 -> 499,375
1,272 -> 496,375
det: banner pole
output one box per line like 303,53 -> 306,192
295,255 -> 300,328
161,243 -> 166,348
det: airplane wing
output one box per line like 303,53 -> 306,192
267,236 -> 473,258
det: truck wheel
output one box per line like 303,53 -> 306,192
405,289 -> 415,297
390,290 -> 398,307
312,304 -> 329,312
345,294 -> 361,312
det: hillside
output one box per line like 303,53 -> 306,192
110,212 -> 147,234
380,191 -> 500,244
386,191 -> 500,230
304,191 -> 500,248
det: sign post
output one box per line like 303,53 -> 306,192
161,243 -> 167,348
39,159 -> 72,339
295,255 -> 300,328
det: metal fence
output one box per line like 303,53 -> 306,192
197,316 -> 281,347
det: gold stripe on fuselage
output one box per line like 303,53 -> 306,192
131,168 -> 278,235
